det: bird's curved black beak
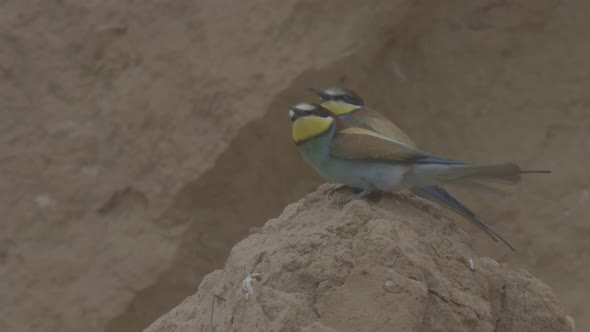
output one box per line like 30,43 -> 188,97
288,105 -> 299,121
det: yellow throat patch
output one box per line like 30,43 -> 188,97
321,100 -> 361,115
292,116 -> 333,144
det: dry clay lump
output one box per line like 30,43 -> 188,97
146,185 -> 574,332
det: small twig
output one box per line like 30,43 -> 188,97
210,293 -> 226,332
209,295 -> 215,332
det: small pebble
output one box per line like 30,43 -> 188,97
468,257 -> 475,271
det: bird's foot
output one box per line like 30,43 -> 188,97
337,190 -> 373,209
392,190 -> 413,201
328,185 -> 353,200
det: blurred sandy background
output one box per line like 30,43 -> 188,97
1,0 -> 588,331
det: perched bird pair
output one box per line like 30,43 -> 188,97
290,87 -> 550,250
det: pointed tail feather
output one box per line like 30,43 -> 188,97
449,168 -> 550,193
411,185 -> 515,251
521,169 -> 551,174
437,163 -> 523,184
439,164 -> 551,183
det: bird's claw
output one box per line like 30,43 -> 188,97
328,185 -> 350,200
336,190 -> 372,209
392,190 -> 413,201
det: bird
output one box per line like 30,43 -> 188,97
307,87 -> 530,250
290,99 -> 550,250
309,87 -> 417,148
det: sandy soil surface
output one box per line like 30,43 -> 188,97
1,0 -> 588,331
146,185 -> 575,332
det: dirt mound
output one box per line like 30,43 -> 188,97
146,185 -> 574,332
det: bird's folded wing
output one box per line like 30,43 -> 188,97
329,127 -> 422,161
330,127 -> 465,165
353,107 -> 417,148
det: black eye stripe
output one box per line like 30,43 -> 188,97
334,94 -> 363,106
